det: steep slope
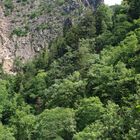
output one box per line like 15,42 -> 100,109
0,5 -> 15,74
0,0 -> 104,73
1,1 -> 140,140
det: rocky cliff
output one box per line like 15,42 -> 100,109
0,0 -> 103,73
0,5 -> 14,73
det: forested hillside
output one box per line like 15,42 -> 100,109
0,0 -> 140,139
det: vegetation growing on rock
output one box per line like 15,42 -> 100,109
0,0 -> 140,139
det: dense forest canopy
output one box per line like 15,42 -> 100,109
0,0 -> 140,139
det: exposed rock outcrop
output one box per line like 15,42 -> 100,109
0,0 -> 104,73
0,5 -> 15,73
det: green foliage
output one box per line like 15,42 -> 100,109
16,0 -> 28,3
34,108 -> 76,140
36,23 -> 49,31
45,72 -> 86,108
29,12 -> 39,19
50,37 -> 67,58
73,121 -> 105,140
95,4 -> 113,34
0,124 -> 15,140
127,0 -> 140,19
39,1 -> 54,14
1,1 -> 140,139
88,61 -> 135,104
112,20 -> 133,45
77,38 -> 97,73
0,80 -> 9,118
18,69 -> 47,112
64,10 -> 96,49
10,108 -> 35,140
77,10 -> 96,38
4,0 -> 13,9
95,30 -> 113,52
74,102 -> 124,140
11,27 -> 29,37
4,0 -> 14,15
76,97 -> 105,130
56,0 -> 65,6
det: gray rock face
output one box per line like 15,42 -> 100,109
0,0 -> 104,73
0,5 -> 15,73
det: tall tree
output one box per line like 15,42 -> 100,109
95,4 -> 113,34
